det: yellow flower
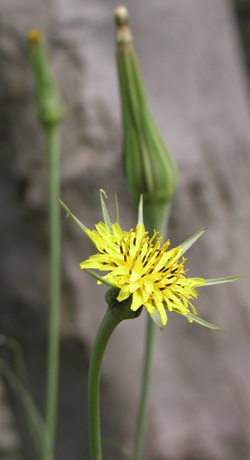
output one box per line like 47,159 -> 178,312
59,193 -> 243,331
80,222 -> 205,328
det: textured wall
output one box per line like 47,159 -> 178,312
0,1 -> 250,459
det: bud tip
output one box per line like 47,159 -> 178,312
27,29 -> 41,46
114,5 -> 129,26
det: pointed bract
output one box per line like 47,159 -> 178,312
180,229 -> 207,255
138,195 -> 144,225
58,198 -> 88,233
100,189 -> 112,231
203,275 -> 245,286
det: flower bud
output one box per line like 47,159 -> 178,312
114,6 -> 178,208
27,29 -> 65,127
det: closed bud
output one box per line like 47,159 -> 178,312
27,30 -> 65,127
115,6 -> 178,211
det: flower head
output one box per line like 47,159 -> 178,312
59,193 -> 243,331
80,221 -> 205,328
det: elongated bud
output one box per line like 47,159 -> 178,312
115,6 -> 178,212
27,29 -> 65,127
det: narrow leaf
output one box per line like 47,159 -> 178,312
204,275 -> 245,286
180,229 -> 207,254
100,189 -> 112,230
58,198 -> 87,233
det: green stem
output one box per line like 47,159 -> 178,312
132,203 -> 170,460
44,124 -> 61,453
88,307 -> 123,460
132,317 -> 155,460
143,202 -> 171,237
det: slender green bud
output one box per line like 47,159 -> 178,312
114,6 -> 178,208
27,29 -> 65,127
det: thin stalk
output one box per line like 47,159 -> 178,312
132,205 -> 170,460
44,124 -> 61,452
88,307 -> 123,460
132,317 -> 155,460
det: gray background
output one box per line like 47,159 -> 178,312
0,1 -> 250,459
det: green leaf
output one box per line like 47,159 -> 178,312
58,198 -> 88,233
100,189 -> 112,231
204,275 -> 245,286
180,229 -> 206,254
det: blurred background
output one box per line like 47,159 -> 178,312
0,0 -> 250,459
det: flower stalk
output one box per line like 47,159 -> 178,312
28,30 -> 65,456
88,288 -> 142,460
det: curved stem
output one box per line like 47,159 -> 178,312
132,204 -> 170,460
45,125 -> 61,453
88,307 -> 123,460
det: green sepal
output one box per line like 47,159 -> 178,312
100,189 -> 112,231
180,229 -> 207,254
150,310 -> 164,330
185,312 -> 224,331
203,275 -> 245,286
137,195 -> 144,224
58,198 -> 87,233
173,310 -> 224,331
85,269 -> 115,288
115,193 -> 120,225
106,288 -> 143,321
